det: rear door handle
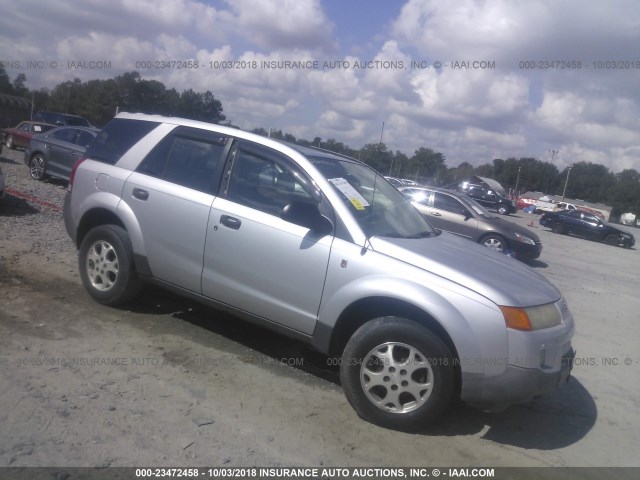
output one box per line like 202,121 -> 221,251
220,215 -> 241,230
132,188 -> 149,201
430,211 -> 441,216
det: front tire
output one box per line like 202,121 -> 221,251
79,225 -> 142,306
604,234 -> 620,246
497,205 -> 509,215
29,153 -> 47,180
481,233 -> 507,253
340,317 -> 454,431
551,222 -> 564,234
6,135 -> 14,149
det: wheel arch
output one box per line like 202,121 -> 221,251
321,296 -> 462,400
76,207 -> 127,248
327,296 -> 460,362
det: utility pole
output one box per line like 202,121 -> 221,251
548,149 -> 559,194
514,165 -> 521,201
561,165 -> 572,201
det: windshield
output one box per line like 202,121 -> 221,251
308,155 -> 436,239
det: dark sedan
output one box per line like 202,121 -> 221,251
540,210 -> 635,248
400,186 -> 542,261
24,126 -> 99,181
2,121 -> 56,150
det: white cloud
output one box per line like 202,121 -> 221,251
1,0 -> 639,172
222,0 -> 335,51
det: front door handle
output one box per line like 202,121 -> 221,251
430,211 -> 442,216
220,215 -> 241,230
132,188 -> 149,201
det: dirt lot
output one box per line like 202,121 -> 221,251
1,146 -> 639,469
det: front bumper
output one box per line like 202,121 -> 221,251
463,347 -> 575,409
511,240 -> 542,261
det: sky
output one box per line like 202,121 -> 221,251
1,0 -> 640,172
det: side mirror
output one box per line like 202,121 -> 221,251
281,201 -> 333,234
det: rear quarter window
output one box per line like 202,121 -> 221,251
85,118 -> 160,165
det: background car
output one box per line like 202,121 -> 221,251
33,111 -> 92,128
384,176 -> 404,187
540,210 -> 635,248
24,126 -> 99,181
450,177 -> 516,215
1,121 -> 56,150
400,186 -> 542,261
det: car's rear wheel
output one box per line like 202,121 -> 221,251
551,223 -> 564,234
6,135 -> 14,149
79,225 -> 142,306
340,317 -> 454,431
29,153 -> 47,180
481,234 -> 507,253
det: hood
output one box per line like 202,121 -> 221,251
370,232 -> 559,307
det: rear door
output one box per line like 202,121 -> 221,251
120,127 -> 230,293
45,128 -> 80,178
202,141 -> 333,335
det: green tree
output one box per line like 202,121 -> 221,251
359,143 -> 393,174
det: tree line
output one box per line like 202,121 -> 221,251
2,67 -> 639,218
1,68 -> 225,127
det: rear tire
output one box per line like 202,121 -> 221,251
79,225 -> 142,306
340,317 -> 454,431
6,135 -> 14,149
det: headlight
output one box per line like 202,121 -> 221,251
513,232 -> 536,245
500,303 -> 561,331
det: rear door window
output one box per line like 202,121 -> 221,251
137,127 -> 230,194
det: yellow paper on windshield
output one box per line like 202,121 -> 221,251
329,178 -> 369,211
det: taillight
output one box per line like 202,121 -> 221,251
68,157 -> 86,191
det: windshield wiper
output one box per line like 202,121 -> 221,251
405,230 -> 434,239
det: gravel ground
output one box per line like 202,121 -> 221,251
1,145 -> 639,475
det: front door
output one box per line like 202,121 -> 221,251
202,141 -> 333,335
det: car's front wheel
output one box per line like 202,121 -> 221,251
6,135 -> 14,149
481,234 -> 507,253
29,153 -> 47,180
340,317 -> 454,431
551,222 -> 564,234
497,205 -> 509,215
604,234 -> 620,246
79,225 -> 142,306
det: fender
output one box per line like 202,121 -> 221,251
314,244 -> 509,377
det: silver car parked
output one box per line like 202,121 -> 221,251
400,186 -> 542,261
64,113 -> 575,431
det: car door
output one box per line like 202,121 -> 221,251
202,141 -> 333,335
431,192 -> 478,239
120,127 -> 230,293
45,128 -> 79,177
579,213 -> 603,240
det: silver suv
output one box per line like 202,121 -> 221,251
64,113 -> 575,431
